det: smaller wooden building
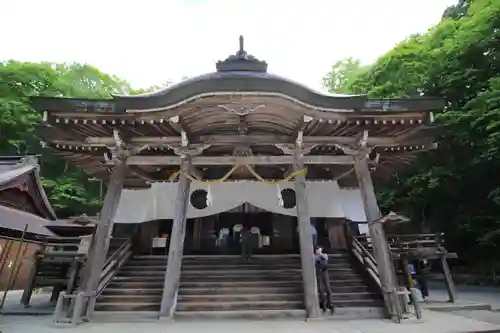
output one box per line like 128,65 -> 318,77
0,156 -> 56,290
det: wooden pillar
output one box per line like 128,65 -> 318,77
160,156 -> 191,319
193,218 -> 202,251
21,256 -> 39,307
353,155 -> 400,320
294,156 -> 321,319
441,256 -> 457,302
83,158 -> 128,315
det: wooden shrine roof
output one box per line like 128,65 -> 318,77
0,156 -> 57,220
32,37 -> 444,188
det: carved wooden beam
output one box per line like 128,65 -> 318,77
106,155 -> 357,166
217,104 -> 266,116
82,134 -> 431,147
128,166 -> 157,181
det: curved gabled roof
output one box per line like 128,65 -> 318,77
112,36 -> 367,112
0,156 -> 57,220
113,71 -> 367,111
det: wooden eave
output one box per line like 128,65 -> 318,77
33,94 -> 441,188
31,44 -> 443,188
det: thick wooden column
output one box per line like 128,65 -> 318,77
353,155 -> 399,320
294,156 -> 321,319
160,156 -> 191,319
441,256 -> 457,302
83,158 -> 128,315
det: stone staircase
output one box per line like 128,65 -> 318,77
175,252 -> 384,319
94,255 -> 167,313
93,252 -> 383,320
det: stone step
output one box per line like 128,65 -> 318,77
94,302 -> 160,312
112,276 -> 165,282
126,260 -> 168,266
181,263 -> 353,269
178,294 -> 303,303
131,255 -> 168,259
107,281 -> 165,289
176,292 -> 379,303
178,286 -> 301,295
102,286 -> 372,297
179,275 -> 303,282
329,292 -> 382,301
102,288 -> 164,296
181,271 -> 362,282
182,258 -> 350,264
180,268 -> 356,275
98,295 -> 162,303
174,308 -> 385,320
178,285 -> 370,295
174,309 -> 306,320
92,311 -> 160,323
176,300 -> 304,312
179,279 -> 366,288
331,299 -> 384,308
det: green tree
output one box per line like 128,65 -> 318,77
326,0 -> 500,270
322,58 -> 368,94
0,61 -> 135,217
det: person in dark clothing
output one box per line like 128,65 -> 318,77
241,227 -> 252,261
314,246 -> 334,313
415,259 -> 430,300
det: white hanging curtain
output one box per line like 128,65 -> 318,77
114,181 -> 367,223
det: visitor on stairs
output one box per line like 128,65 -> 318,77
241,226 -> 252,261
218,227 -> 230,253
415,259 -> 430,301
232,223 -> 243,248
314,246 -> 334,314
250,226 -> 261,250
311,223 -> 318,248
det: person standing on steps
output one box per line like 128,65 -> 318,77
314,246 -> 334,314
232,223 -> 243,251
311,222 -> 318,248
241,226 -> 252,261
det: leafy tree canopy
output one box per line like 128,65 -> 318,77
323,0 -> 500,269
0,61 -> 160,217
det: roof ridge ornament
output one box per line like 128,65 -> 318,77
216,35 -> 268,73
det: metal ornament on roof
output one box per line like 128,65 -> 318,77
216,35 -> 268,73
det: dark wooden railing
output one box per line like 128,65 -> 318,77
52,236 -> 133,326
352,236 -> 381,288
96,238 -> 132,297
351,236 -> 422,321
355,233 -> 453,259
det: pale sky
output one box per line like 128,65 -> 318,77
1,0 -> 456,92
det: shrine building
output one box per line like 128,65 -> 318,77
31,36 -> 443,323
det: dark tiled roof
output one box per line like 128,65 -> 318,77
0,156 -> 56,220
0,204 -> 53,236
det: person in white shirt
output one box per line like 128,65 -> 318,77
233,223 -> 243,248
311,223 -> 318,248
218,227 -> 230,253
250,226 -> 260,251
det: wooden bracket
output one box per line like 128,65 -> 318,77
168,116 -> 189,147
217,104 -> 266,116
336,130 -> 371,158
166,144 -> 210,156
